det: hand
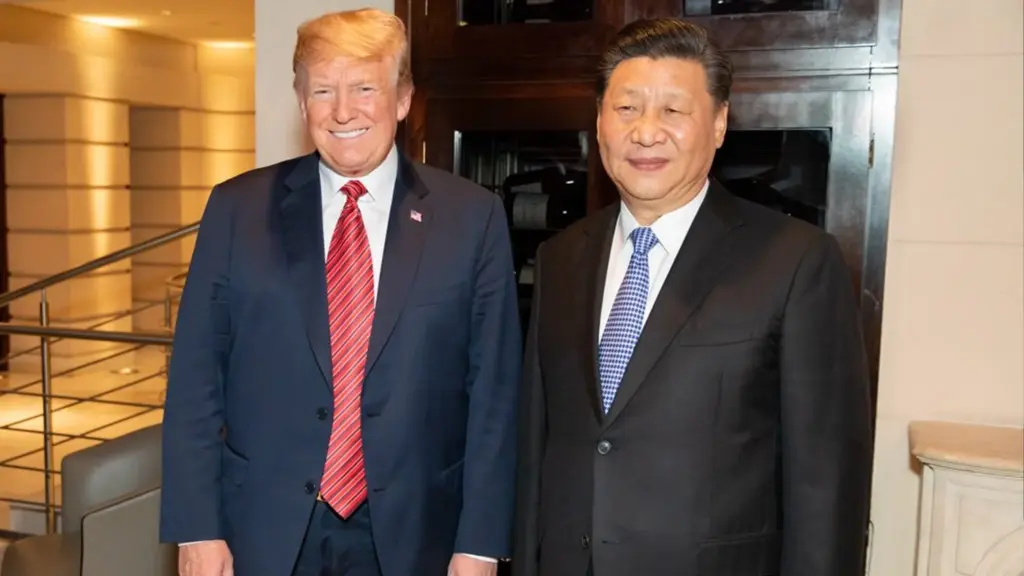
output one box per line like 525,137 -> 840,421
179,540 -> 233,576
447,554 -> 498,576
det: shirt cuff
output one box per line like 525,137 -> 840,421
457,553 -> 497,563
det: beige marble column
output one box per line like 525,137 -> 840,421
128,108 -> 254,331
3,95 -> 132,371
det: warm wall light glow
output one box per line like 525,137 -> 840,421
75,15 -> 142,28
203,40 -> 254,49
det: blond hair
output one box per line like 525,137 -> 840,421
292,9 -> 411,87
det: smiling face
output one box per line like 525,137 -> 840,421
596,56 -> 728,223
296,55 -> 412,177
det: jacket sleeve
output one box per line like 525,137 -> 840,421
454,194 -> 523,559
159,185 -> 234,543
511,241 -> 546,576
779,232 -> 873,576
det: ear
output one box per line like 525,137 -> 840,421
295,86 -> 308,122
396,81 -> 414,122
293,66 -> 309,121
713,102 -> 729,149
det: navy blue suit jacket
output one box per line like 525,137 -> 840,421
159,151 -> 522,575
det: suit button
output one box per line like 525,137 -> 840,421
304,481 -> 315,494
316,407 -> 328,420
580,534 -> 590,549
596,440 -> 612,455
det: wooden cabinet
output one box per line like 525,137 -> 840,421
412,83 -> 614,205
409,0 -> 611,61
407,85 -> 614,334
682,0 -> 878,51
404,0 -> 686,86
403,0 -> 901,78
722,82 -> 874,293
710,0 -> 902,73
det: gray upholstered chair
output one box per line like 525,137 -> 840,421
1,423 -> 176,576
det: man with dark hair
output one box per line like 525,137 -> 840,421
512,17 -> 873,576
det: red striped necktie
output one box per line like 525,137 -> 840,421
318,179 -> 373,517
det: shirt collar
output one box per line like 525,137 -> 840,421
318,144 -> 399,205
618,178 -> 709,254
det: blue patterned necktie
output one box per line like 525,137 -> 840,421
598,226 -> 659,413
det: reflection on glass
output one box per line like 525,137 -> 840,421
459,0 -> 594,25
711,129 -> 830,228
685,0 -> 833,15
456,130 -> 589,334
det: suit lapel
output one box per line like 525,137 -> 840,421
580,205 -> 619,423
602,182 -> 744,428
279,153 -> 333,390
364,155 -> 429,376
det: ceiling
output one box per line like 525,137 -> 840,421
4,0 -> 253,43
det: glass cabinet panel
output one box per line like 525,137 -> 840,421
710,129 -> 831,228
455,129 -> 589,333
685,0 -> 837,15
459,0 -> 594,25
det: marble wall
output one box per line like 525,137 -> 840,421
0,5 -> 255,369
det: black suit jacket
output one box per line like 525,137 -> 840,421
160,152 -> 521,575
512,181 -> 873,576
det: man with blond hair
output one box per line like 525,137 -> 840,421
159,8 -> 520,576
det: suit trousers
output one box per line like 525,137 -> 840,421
292,500 -> 381,576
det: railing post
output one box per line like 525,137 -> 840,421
39,289 -> 57,534
163,287 -> 172,377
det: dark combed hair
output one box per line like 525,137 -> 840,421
596,18 -> 733,107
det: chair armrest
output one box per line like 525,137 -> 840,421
0,532 -> 81,576
80,486 -> 177,576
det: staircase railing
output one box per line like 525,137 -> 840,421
0,222 -> 198,535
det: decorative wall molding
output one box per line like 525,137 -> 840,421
911,421 -> 1024,576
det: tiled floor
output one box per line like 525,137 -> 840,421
0,346 -> 166,530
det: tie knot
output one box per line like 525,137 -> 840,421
341,180 -> 367,201
630,227 -> 658,255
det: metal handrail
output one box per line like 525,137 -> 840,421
0,222 -> 196,534
0,319 -> 175,534
0,222 -> 199,308
0,301 -> 165,365
167,270 -> 188,291
3,344 -> 144,394
0,324 -> 173,345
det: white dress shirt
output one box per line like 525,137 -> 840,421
319,145 -> 398,298
599,180 -> 709,339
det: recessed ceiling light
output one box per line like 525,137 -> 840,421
203,40 -> 254,49
76,15 -> 141,28
160,9 -> 172,16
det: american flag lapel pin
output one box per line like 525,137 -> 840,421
410,209 -> 422,222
